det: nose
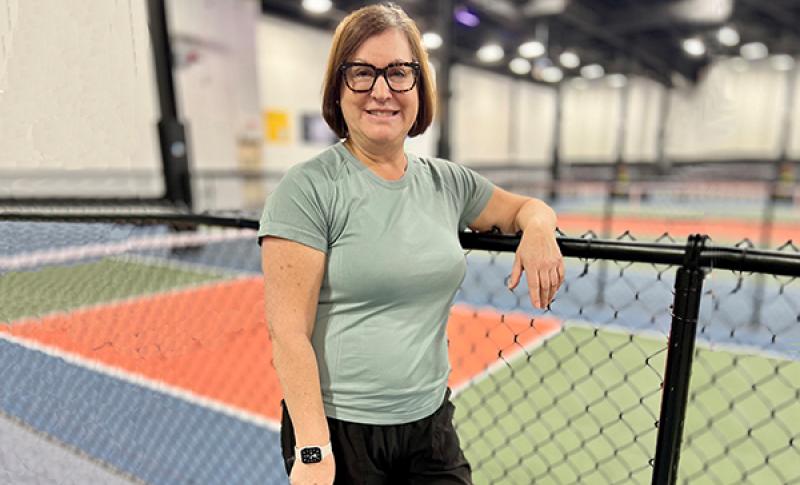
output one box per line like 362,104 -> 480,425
371,74 -> 392,100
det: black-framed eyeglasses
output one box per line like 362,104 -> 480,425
339,62 -> 421,93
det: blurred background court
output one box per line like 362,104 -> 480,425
2,0 -> 800,484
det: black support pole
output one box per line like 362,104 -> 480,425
147,0 -> 193,210
651,234 -> 707,485
435,0 -> 454,160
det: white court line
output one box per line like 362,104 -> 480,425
0,228 -> 257,270
451,319 -> 563,397
0,331 -> 281,432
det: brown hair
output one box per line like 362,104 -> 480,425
321,3 -> 436,139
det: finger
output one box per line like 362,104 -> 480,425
539,268 -> 551,309
528,269 -> 542,308
508,254 -> 523,290
549,267 -> 560,305
558,260 -> 566,285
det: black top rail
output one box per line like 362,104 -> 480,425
2,211 -> 799,277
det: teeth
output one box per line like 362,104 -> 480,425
368,110 -> 396,116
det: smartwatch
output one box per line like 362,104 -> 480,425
295,442 -> 333,464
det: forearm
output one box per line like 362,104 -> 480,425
514,198 -> 557,234
272,333 -> 329,446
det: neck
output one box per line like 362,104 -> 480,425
344,138 -> 407,173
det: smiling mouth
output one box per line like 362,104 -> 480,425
366,110 -> 399,117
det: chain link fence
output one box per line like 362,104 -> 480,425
0,213 -> 798,484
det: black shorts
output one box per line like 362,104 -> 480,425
280,389 -> 472,484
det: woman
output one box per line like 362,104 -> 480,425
259,3 -> 564,484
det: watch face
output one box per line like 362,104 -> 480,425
300,447 -> 323,464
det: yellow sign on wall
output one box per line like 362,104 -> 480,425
264,110 -> 290,143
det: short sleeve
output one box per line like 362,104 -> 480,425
257,164 -> 329,253
446,162 -> 495,231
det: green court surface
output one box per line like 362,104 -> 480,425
454,325 -> 800,485
0,258 -> 225,322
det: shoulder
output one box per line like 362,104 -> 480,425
285,143 -> 350,185
412,153 -> 478,187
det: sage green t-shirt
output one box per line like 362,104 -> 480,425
258,142 -> 494,425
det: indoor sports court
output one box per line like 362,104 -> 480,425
2,1 -> 799,484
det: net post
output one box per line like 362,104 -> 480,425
651,233 -> 707,485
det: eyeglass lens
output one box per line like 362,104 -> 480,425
343,65 -> 416,92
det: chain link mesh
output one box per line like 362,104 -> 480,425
2,219 -> 799,484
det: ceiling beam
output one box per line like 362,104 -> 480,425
558,2 -> 702,86
738,0 -> 800,36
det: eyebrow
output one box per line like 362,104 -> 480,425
351,58 -> 414,65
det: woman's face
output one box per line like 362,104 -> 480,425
339,29 -> 419,150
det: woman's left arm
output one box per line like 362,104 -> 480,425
469,186 -> 564,309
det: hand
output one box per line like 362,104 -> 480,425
290,454 -> 335,485
507,225 -> 564,309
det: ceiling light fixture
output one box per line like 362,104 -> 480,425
518,40 -> 545,59
607,74 -> 627,88
717,26 -> 740,47
559,50 -> 580,69
540,66 -> 564,83
509,57 -> 532,75
301,0 -> 332,14
422,32 -> 442,50
771,54 -> 795,71
580,63 -> 604,80
477,43 -> 504,63
682,38 -> 706,57
740,42 -> 768,60
454,6 -> 480,27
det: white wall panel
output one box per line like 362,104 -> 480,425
667,58 -> 788,160
0,0 -> 160,178
451,65 -> 512,164
789,68 -> 800,159
511,82 -> 556,165
624,78 -> 663,162
561,80 -> 622,162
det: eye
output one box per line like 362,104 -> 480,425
388,67 -> 410,79
353,67 -> 375,78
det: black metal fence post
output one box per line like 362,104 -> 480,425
651,234 -> 708,485
147,0 -> 193,210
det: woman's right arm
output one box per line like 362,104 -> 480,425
261,236 -> 334,482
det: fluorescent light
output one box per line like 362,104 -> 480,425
477,43 -> 504,63
668,0 -> 733,23
559,50 -> 580,69
717,26 -> 739,47
454,6 -> 480,27
580,63 -> 604,80
740,42 -> 768,60
607,74 -> 627,88
540,66 -> 563,83
771,54 -> 795,71
509,57 -> 532,75
682,38 -> 706,57
518,40 -> 545,59
422,32 -> 442,50
302,0 -> 332,14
